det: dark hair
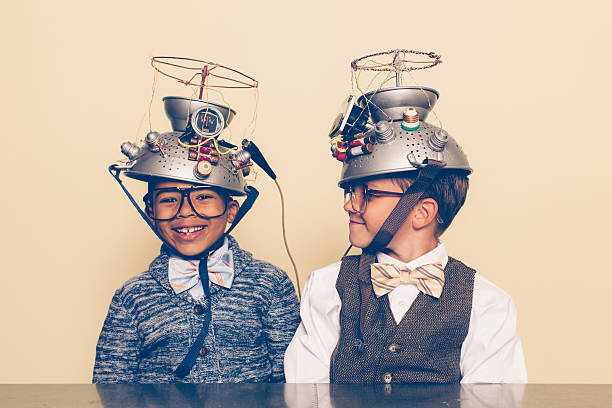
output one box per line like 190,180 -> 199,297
390,170 -> 470,236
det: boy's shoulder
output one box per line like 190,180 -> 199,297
448,255 -> 515,310
303,260 -> 343,295
112,266 -> 163,304
228,235 -> 292,285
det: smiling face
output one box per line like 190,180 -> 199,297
344,178 -> 405,249
147,181 -> 239,257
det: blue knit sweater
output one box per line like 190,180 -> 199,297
93,235 -> 300,383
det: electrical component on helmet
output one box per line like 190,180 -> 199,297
235,161 -> 253,172
332,138 -> 350,161
428,129 -> 449,152
232,149 -> 251,165
194,160 -> 213,178
191,106 -> 225,138
121,142 -> 142,160
199,146 -> 219,156
349,140 -> 364,147
401,107 -> 420,131
145,131 -> 167,157
200,155 -> 219,165
188,137 -> 213,147
329,95 -> 370,139
375,121 -> 396,143
188,150 -> 198,161
363,134 -> 376,145
146,131 -> 162,151
241,139 -> 276,180
348,143 -> 373,158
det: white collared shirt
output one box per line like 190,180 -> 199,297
284,241 -> 528,383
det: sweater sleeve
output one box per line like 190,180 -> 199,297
92,290 -> 141,383
261,271 -> 301,383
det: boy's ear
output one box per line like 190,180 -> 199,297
226,200 -> 240,224
412,198 -> 439,230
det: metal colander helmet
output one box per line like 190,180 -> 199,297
119,97 -> 251,196
330,87 -> 471,188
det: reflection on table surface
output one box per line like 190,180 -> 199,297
1,384 -> 611,408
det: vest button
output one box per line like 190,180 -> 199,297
388,343 -> 399,353
199,346 -> 208,356
193,304 -> 204,315
353,338 -> 364,353
383,372 -> 392,383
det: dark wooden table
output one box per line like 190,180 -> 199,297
1,384 -> 610,407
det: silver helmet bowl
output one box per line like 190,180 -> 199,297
357,86 -> 439,122
163,96 -> 236,132
339,87 -> 471,187
121,97 -> 247,196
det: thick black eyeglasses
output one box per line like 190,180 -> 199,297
343,185 -> 404,213
343,184 -> 444,224
143,186 -> 228,221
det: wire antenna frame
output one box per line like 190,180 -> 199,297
350,49 -> 443,127
151,56 -> 259,90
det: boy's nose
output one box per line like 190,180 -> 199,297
343,199 -> 355,213
177,197 -> 196,217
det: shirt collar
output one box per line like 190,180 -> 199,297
376,240 -> 448,270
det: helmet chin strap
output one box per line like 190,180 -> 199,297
353,159 -> 445,339
108,165 -> 259,261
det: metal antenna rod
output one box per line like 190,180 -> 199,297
392,51 -> 402,87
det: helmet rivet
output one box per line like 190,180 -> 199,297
233,149 -> 251,165
145,131 -> 162,152
375,121 -> 395,143
120,141 -> 142,160
428,129 -> 449,152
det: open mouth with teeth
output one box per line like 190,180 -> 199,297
172,225 -> 206,236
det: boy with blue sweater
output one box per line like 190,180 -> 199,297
94,97 -> 299,383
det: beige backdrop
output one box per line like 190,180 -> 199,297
2,0 -> 611,383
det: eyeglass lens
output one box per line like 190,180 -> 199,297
151,189 -> 226,220
344,186 -> 367,213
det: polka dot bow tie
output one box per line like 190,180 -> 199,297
370,262 -> 445,298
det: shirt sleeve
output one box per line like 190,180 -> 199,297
261,271 -> 301,383
284,263 -> 342,383
460,274 -> 528,383
92,291 -> 140,383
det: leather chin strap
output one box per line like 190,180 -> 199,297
109,166 -> 260,378
354,159 -> 445,338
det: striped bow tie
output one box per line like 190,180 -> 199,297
168,247 -> 234,294
370,262 -> 445,298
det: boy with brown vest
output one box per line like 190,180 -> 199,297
284,87 -> 527,383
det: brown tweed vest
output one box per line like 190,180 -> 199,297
330,255 -> 475,384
